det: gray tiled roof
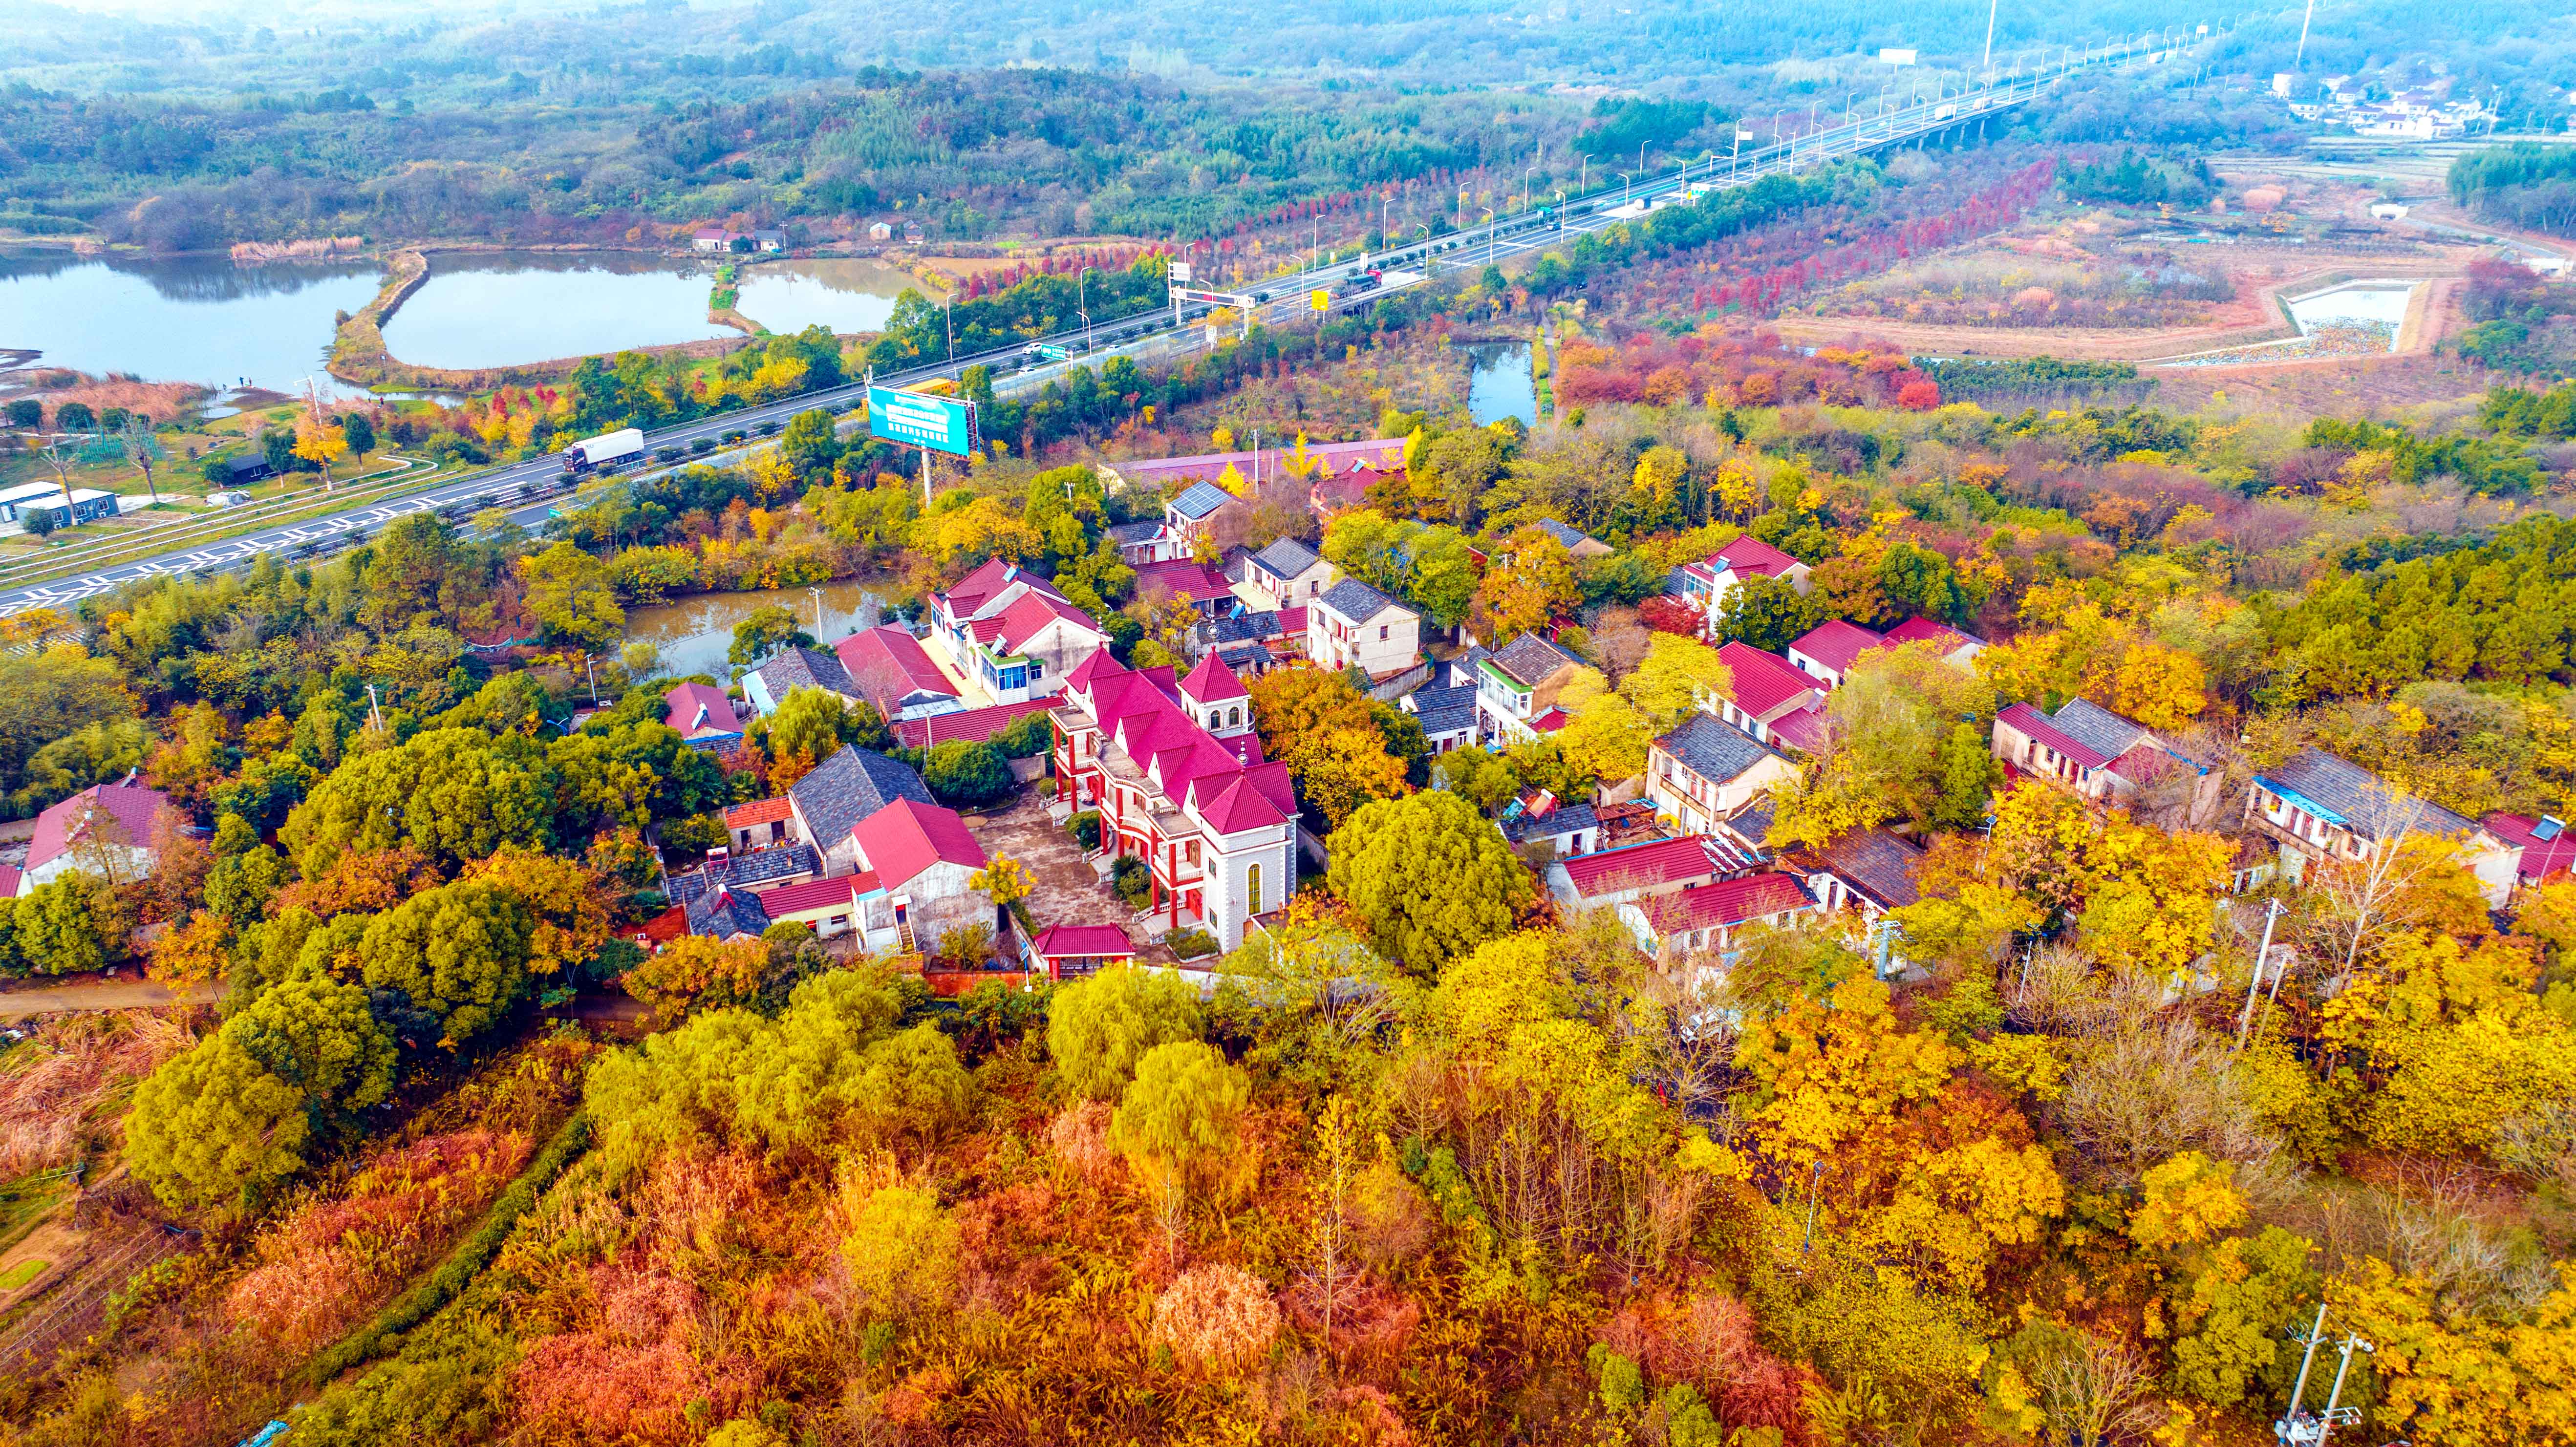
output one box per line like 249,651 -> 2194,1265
1725,797 -> 1777,850
1317,577 -> 1411,623
1170,480 -> 1236,520
1209,610 -> 1285,644
790,745 -> 933,847
1107,520 -> 1163,544
754,645 -> 852,699
1535,518 -> 1596,551
1658,713 -> 1782,785
685,887 -> 770,939
2262,747 -> 2474,840
1405,683 -> 1479,737
1809,828 -> 1924,909
666,841 -> 820,904
1486,633 -> 1582,688
2050,698 -> 2149,762
1247,537 -> 1324,580
1503,801 -> 1598,844
1447,645 -> 1491,687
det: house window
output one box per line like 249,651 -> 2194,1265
1227,706 -> 1240,727
1247,861 -> 1263,915
1379,625 -> 1390,640
1031,660 -> 1045,678
1187,839 -> 1202,866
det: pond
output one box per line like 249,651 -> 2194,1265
2280,280 -> 2418,350
624,576 -> 891,680
381,251 -> 925,370
0,248 -> 379,396
1465,340 -> 1536,426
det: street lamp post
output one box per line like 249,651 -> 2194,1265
1078,268 -> 1094,353
1481,208 -> 1495,267
1618,171 -> 1631,205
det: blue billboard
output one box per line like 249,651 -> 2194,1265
866,385 -> 979,457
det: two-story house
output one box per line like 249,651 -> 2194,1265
1134,558 -> 1239,620
1307,579 -> 1421,683
1670,535 -> 1812,639
1051,652 -> 1300,950
1243,537 -> 1337,611
662,682 -> 744,745
2247,747 -> 2521,908
1546,833 -> 1761,913
928,560 -> 1110,703
1993,698 -> 2215,807
1712,642 -> 1827,754
1883,616 -> 1986,668
832,625 -> 962,722
785,745 -> 939,877
1646,714 -> 1800,836
1476,633 -> 1589,746
845,798 -> 991,956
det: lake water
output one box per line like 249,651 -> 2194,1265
734,259 -> 919,336
1466,340 -> 1536,425
0,249 -> 378,394
0,247 -> 925,395
624,577 -> 891,680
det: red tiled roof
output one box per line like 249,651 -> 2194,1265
1635,872 -> 1812,935
724,797 -> 794,828
1884,616 -> 1978,652
28,782 -> 172,872
938,557 -> 1042,618
0,864 -> 25,899
833,626 -> 957,711
634,904 -> 689,947
1996,701 -> 2111,770
1713,534 -> 1803,578
895,698 -> 1053,750
987,589 -> 1102,655
1716,642 -> 1817,719
1180,652 -> 1249,702
1195,774 -> 1287,833
1530,707 -> 1570,732
2487,811 -> 2576,882
1561,835 -> 1723,898
1032,923 -> 1134,958
758,876 -> 859,917
1788,619 -> 1885,677
1134,559 -> 1234,603
851,799 -> 988,891
663,681 -> 739,738
1278,606 -> 1308,635
1769,705 -> 1827,755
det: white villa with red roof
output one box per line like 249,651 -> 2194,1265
1785,619 -> 1888,691
929,559 -> 1111,703
662,682 -> 744,744
1616,872 -> 1817,964
1670,535 -> 1812,639
20,781 -> 178,892
1051,652 -> 1298,949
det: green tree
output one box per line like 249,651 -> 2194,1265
1110,1040 -> 1253,1217
1047,961 -> 1202,1100
279,728 -> 560,876
357,879 -> 536,1045
13,874 -> 115,976
777,407 -> 844,477
2169,1228 -> 2320,1410
519,541 -> 624,651
1328,790 -> 1532,976
126,1032 -> 311,1210
229,975 -> 397,1111
1713,573 -> 1823,651
1928,721 -> 2005,830
0,647 -> 137,804
845,1023 -> 976,1146
729,604 -> 815,667
761,686 -> 881,770
922,740 -> 1011,808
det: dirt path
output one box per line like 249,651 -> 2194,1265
0,976 -> 215,1021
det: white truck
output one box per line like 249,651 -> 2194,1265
559,427 -> 646,474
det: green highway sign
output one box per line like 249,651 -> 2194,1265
866,385 -> 980,457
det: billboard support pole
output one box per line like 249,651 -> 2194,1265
921,445 -> 931,510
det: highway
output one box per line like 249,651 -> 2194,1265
0,35 -> 2183,617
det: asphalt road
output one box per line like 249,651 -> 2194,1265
0,48 -> 2147,617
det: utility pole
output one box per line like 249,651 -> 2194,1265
2277,1304 -> 2328,1445
1982,0 -> 1999,76
2237,897 -> 2285,1046
365,682 -> 386,733
2313,1331 -> 2374,1446
2296,0 -> 2316,63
